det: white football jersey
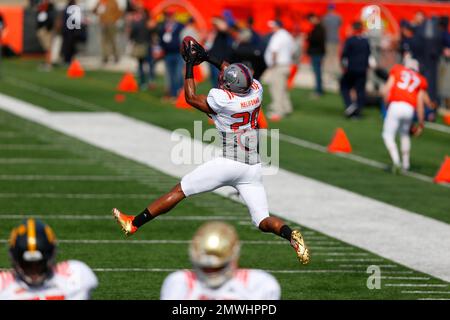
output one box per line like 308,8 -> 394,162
207,80 -> 264,165
160,269 -> 280,300
0,260 -> 98,300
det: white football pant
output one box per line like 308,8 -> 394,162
180,157 -> 269,226
382,101 -> 414,170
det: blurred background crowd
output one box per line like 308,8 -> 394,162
0,0 -> 449,121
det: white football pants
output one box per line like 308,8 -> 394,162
180,157 -> 269,226
382,101 -> 414,170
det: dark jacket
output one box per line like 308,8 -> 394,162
341,35 -> 371,73
159,21 -> 184,54
307,23 -> 326,56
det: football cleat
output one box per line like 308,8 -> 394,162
112,208 -> 138,236
290,230 -> 310,265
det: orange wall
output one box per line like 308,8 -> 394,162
144,0 -> 450,38
0,5 -> 23,54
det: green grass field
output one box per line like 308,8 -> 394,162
0,58 -> 449,299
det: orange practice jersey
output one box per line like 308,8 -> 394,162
387,64 -> 428,108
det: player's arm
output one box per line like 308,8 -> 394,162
381,75 -> 395,103
184,75 -> 215,114
413,89 -> 426,137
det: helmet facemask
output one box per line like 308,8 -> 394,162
10,249 -> 55,287
189,222 -> 241,288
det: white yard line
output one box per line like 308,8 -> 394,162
0,93 -> 449,283
0,214 -> 249,221
0,175 -> 140,181
339,264 -> 397,268
0,158 -> 96,164
385,284 -> 448,287
402,290 -> 450,294
0,193 -> 151,199
381,276 -> 430,280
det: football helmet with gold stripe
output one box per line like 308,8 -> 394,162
8,218 -> 57,287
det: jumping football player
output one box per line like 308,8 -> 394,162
113,37 -> 310,265
160,221 -> 281,300
0,218 -> 98,300
381,56 -> 429,172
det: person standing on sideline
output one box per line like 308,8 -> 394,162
322,3 -> 342,85
206,16 -> 233,88
307,13 -> 326,98
94,0 -> 122,64
159,8 -> 184,100
36,0 -> 57,71
340,21 -> 371,119
264,19 -> 295,121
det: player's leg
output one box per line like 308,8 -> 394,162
113,158 -> 233,235
382,103 -> 401,171
235,181 -> 310,264
399,105 -> 414,171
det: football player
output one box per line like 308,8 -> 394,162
381,56 -> 430,172
160,221 -> 281,300
0,218 -> 98,300
113,37 -> 310,265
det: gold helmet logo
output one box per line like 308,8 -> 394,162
189,221 -> 240,288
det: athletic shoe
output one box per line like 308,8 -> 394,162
112,208 -> 138,236
290,230 -> 310,265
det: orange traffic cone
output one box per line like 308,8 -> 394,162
194,65 -> 205,83
328,128 -> 352,153
443,113 -> 450,126
117,73 -> 138,92
257,109 -> 268,129
114,94 -> 126,103
434,156 -> 450,183
287,64 -> 298,90
175,89 -> 191,109
67,59 -> 84,78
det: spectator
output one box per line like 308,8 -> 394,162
340,21 -> 371,119
127,0 -> 150,89
263,19 -> 295,121
438,16 -> 450,111
307,13 -> 326,97
323,3 -> 342,84
206,16 -> 233,88
230,28 -> 266,80
61,0 -> 83,64
94,0 -> 122,64
0,218 -> 98,300
416,15 -> 443,110
36,0 -> 56,71
180,17 -> 199,42
160,222 -> 281,300
399,20 -> 420,60
159,8 -> 184,99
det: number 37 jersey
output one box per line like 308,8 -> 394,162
387,64 -> 428,107
206,80 -> 263,165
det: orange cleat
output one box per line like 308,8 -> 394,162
112,208 -> 138,236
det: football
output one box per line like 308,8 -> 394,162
180,36 -> 204,65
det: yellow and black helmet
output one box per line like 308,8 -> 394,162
8,218 -> 57,287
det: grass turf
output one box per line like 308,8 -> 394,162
0,59 -> 448,224
0,109 -> 448,300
